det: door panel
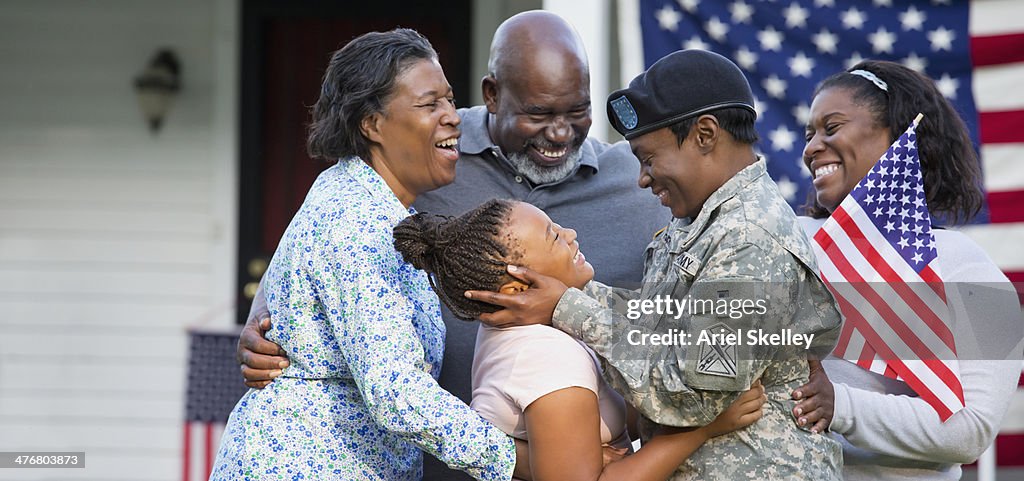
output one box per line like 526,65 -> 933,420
237,1 -> 472,323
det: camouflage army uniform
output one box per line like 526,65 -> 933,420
552,158 -> 844,480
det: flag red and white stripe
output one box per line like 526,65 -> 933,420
815,206 -> 965,420
183,421 -> 224,481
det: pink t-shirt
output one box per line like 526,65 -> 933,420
471,324 -> 631,449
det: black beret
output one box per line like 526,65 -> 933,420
607,49 -> 756,140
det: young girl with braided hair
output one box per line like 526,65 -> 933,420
394,199 -> 766,481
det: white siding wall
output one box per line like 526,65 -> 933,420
0,1 -> 238,479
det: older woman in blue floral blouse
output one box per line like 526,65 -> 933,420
211,29 -> 516,481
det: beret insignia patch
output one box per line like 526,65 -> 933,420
610,95 -> 638,130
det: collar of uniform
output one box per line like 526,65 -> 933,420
458,105 -> 601,175
338,156 -> 415,219
683,156 -> 766,235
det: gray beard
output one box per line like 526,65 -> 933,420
505,147 -> 583,185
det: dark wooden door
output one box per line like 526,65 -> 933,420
237,1 -> 472,323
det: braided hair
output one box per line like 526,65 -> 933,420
393,199 -> 522,320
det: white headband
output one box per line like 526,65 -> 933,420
849,69 -> 888,92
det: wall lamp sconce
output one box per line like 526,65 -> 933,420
133,49 -> 181,134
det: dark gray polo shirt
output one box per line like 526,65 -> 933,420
415,106 -> 670,480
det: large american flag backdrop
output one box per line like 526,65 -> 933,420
635,0 -> 1024,468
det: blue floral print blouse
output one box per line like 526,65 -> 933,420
211,158 -> 515,480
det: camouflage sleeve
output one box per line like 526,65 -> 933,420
579,280 -> 640,315
671,241 -> 841,423
551,286 -> 629,349
552,241 -> 836,427
552,287 -> 715,426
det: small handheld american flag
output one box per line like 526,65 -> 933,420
812,113 -> 965,421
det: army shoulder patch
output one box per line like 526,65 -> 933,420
696,322 -> 738,378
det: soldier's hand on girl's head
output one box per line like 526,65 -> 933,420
466,265 -> 567,328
